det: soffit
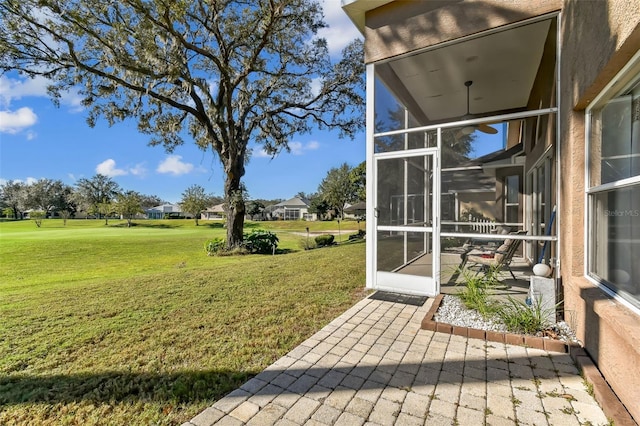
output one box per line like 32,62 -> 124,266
383,19 -> 552,122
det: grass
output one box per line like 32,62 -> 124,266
0,218 -> 366,425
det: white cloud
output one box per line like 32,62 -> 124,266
96,159 -> 128,177
156,155 -> 194,176
2,177 -> 38,185
306,140 -> 320,150
0,75 -> 83,113
0,75 -> 49,107
318,0 -> 362,56
130,163 -> 148,177
26,131 -> 37,140
61,89 -> 84,113
0,177 -> 39,185
96,159 -> 148,178
0,107 -> 38,134
207,79 -> 219,96
290,140 -> 321,156
255,149 -> 272,158
289,141 -> 304,155
255,140 -> 321,158
310,77 -> 323,98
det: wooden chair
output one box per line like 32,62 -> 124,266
463,230 -> 527,280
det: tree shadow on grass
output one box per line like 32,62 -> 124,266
0,369 -> 257,406
110,222 -> 182,229
203,222 -> 226,229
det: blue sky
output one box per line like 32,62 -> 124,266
0,1 -> 365,203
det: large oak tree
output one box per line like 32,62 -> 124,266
74,174 -> 121,218
24,178 -> 76,216
0,180 -> 27,220
0,0 -> 365,248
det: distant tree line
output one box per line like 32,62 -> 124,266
0,174 -> 166,226
0,160 -> 365,225
0,174 -> 224,226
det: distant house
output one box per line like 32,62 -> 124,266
202,203 -> 226,220
145,203 -> 193,219
265,196 -> 316,221
344,201 -> 366,220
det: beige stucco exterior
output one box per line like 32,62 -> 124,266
559,2 -> 640,422
348,0 -> 640,422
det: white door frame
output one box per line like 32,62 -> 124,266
372,146 -> 441,296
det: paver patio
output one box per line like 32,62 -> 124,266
182,294 -> 610,425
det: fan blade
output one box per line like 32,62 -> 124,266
477,123 -> 498,134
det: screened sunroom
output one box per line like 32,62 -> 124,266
365,14 -> 560,297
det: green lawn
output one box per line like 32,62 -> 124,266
0,219 -> 367,425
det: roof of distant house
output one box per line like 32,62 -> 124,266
147,203 -> 181,212
204,203 -> 226,213
273,196 -> 310,208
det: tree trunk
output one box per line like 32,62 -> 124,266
224,156 -> 246,250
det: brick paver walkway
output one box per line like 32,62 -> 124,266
182,295 -> 609,425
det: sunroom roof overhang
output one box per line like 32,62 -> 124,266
373,18 -> 555,126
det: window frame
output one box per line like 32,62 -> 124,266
585,49 -> 640,314
504,174 -> 521,226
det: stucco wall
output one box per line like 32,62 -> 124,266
559,1 -> 640,423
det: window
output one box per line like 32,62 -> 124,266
505,174 -> 520,225
587,55 -> 640,310
284,208 -> 300,220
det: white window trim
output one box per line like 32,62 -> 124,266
584,49 -> 640,315
526,148 -> 553,263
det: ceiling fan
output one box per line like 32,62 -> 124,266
459,80 -> 498,135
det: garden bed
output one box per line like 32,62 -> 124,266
421,294 -> 581,353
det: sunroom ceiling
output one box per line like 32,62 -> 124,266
381,19 -> 552,123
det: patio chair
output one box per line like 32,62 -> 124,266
463,230 -> 527,280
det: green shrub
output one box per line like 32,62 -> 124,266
243,229 -> 279,254
204,238 -> 226,256
204,230 -> 278,256
315,234 -> 335,247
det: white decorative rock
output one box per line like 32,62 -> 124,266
533,263 -> 552,277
